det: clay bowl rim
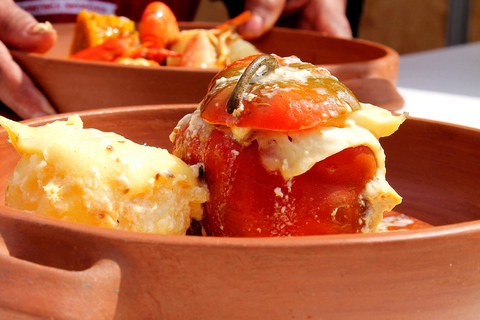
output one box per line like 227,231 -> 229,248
11,22 -> 397,72
1,104 -> 480,249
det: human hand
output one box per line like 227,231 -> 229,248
239,0 -> 352,39
0,0 -> 57,119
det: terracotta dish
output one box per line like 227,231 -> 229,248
10,23 -> 402,114
1,105 -> 480,319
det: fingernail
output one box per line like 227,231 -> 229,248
31,21 -> 55,34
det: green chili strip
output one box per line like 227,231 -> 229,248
226,54 -> 279,114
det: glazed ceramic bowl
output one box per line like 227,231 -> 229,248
1,105 -> 479,320
10,23 -> 402,114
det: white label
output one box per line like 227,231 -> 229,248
17,0 -> 117,15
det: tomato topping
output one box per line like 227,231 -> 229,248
200,54 -> 360,131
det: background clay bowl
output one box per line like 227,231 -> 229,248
10,23 -> 403,115
1,105 -> 480,319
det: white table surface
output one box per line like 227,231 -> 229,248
395,41 -> 480,129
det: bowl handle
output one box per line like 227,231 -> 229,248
0,233 -> 121,319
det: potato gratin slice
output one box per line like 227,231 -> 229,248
0,115 -> 208,235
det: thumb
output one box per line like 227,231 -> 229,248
0,40 -> 56,118
0,0 -> 56,53
239,0 -> 287,39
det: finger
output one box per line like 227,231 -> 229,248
0,40 -> 56,119
0,0 -> 57,53
296,0 -> 352,38
239,0 -> 287,39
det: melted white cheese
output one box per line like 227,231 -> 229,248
237,103 -> 406,180
256,122 -> 382,180
377,214 -> 416,233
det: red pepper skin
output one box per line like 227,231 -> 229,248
172,54 -> 374,237
172,122 -> 377,237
